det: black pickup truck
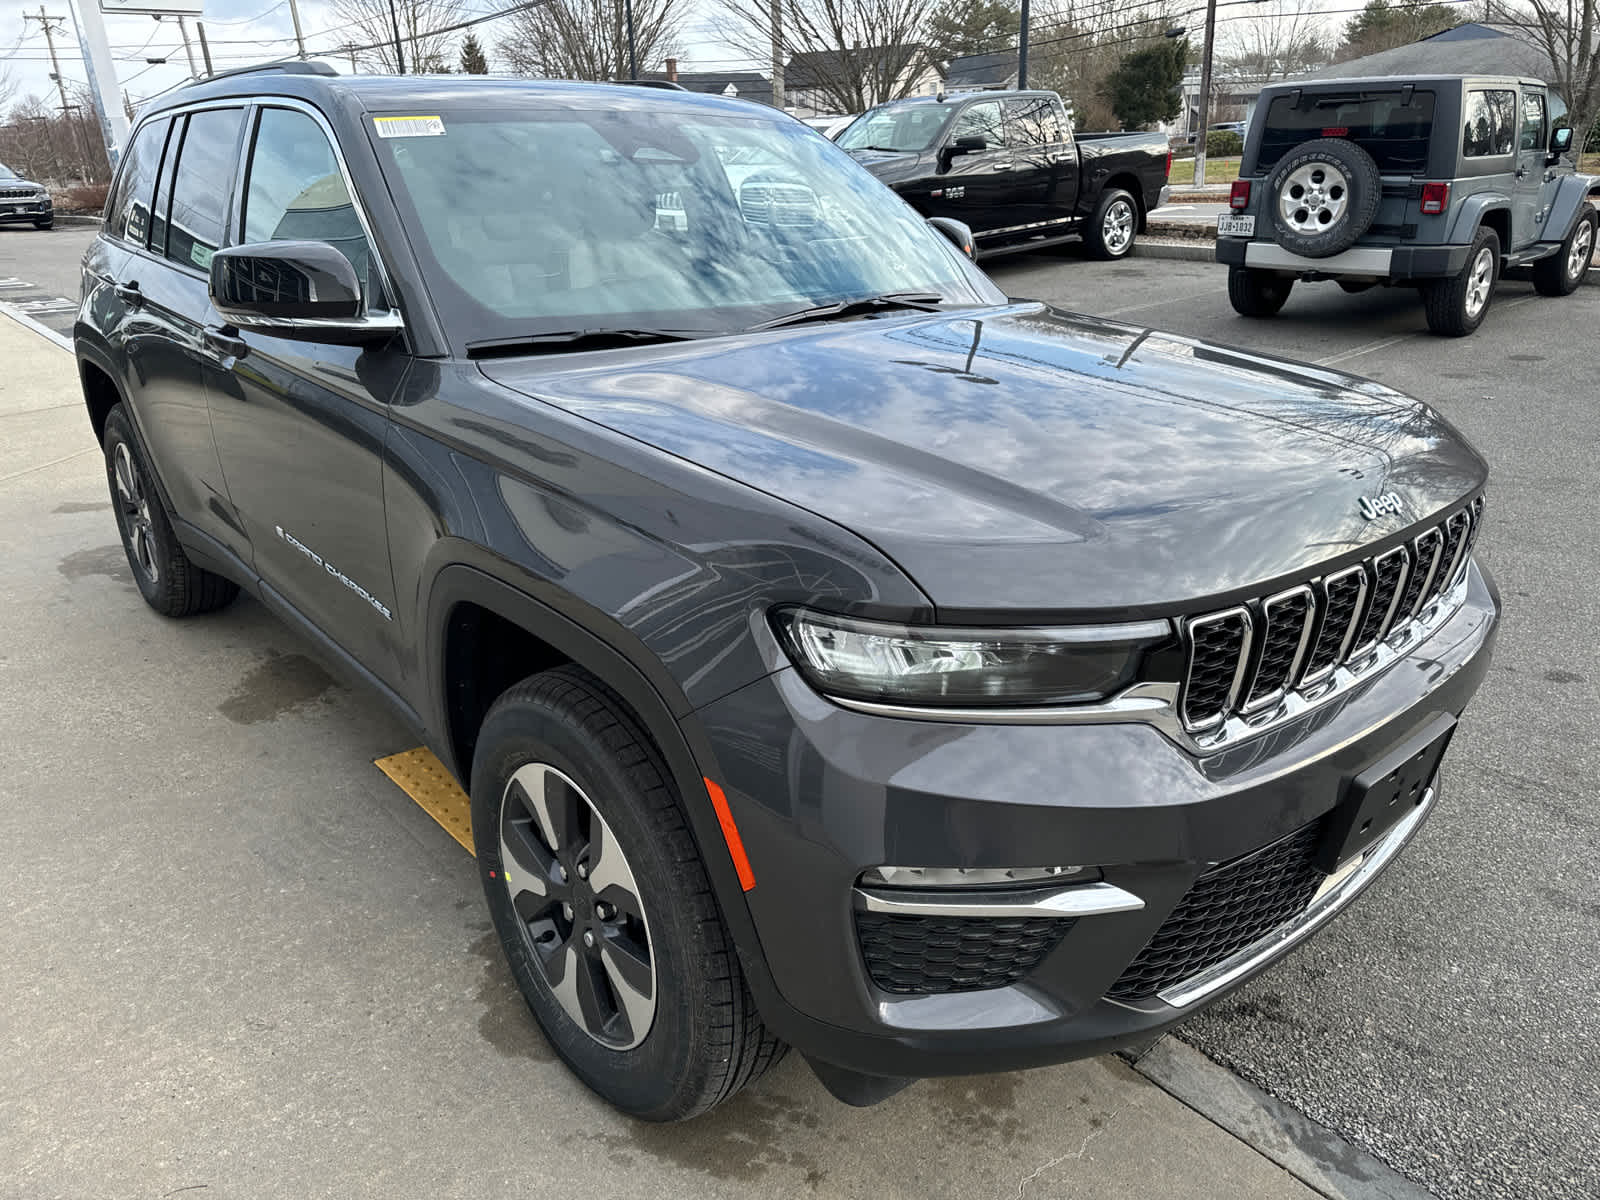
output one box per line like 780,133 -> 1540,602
837,90 -> 1171,258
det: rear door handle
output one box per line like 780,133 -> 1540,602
113,281 -> 143,307
204,325 -> 249,359
1515,165 -> 1528,179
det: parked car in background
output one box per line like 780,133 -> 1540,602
1218,74 -> 1600,335
838,90 -> 1171,259
0,161 -> 54,229
800,112 -> 859,140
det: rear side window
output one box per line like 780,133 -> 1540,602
1259,91 -> 1435,174
164,107 -> 245,272
1519,92 -> 1546,151
1005,98 -> 1065,146
1463,90 -> 1516,157
243,107 -> 375,293
106,118 -> 169,245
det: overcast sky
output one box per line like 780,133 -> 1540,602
0,0 -> 745,110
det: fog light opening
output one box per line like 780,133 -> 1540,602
859,864 -> 1094,890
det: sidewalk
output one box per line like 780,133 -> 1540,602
0,307 -> 1354,1199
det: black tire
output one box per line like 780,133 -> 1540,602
1083,188 -> 1138,260
1532,207 -> 1596,297
1265,138 -> 1382,258
1422,226 -> 1500,337
1228,266 -> 1293,317
102,405 -> 239,616
471,665 -> 785,1121
34,219 -> 53,230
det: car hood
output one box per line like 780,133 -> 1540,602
479,303 -> 1486,618
844,148 -> 926,185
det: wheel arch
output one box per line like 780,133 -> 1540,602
1538,175 -> 1600,245
1446,193 -> 1512,251
77,346 -> 123,445
1101,174 -> 1146,227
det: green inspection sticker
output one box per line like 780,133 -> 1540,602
190,243 -> 214,270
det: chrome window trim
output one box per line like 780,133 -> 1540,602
1151,785 -> 1436,1009
1181,606 -> 1254,732
854,880 -> 1145,920
1300,564 -> 1368,689
1347,545 -> 1411,661
1241,584 -> 1316,714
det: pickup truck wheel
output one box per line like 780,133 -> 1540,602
1532,208 -> 1596,296
471,665 -> 785,1121
1228,266 -> 1293,317
101,405 -> 239,617
1084,189 -> 1138,260
1265,138 -> 1381,258
1423,227 -> 1499,336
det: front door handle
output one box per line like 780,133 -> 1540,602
1515,165 -> 1528,179
113,280 -> 143,307
204,325 -> 249,359
991,161 -> 1015,172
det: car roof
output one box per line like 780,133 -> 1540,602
1262,74 -> 1545,92
141,67 -> 788,122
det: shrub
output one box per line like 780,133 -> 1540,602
1205,130 -> 1244,158
55,183 -> 110,214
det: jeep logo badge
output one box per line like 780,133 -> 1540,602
1359,492 -> 1404,521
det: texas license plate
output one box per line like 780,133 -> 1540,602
1317,715 -> 1455,871
1216,214 -> 1255,237
0,205 -> 17,215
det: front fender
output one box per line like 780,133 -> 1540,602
1538,174 -> 1600,245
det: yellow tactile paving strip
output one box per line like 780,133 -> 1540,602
375,747 -> 475,855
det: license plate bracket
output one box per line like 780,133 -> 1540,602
1317,714 -> 1455,871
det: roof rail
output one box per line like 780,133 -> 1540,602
186,59 -> 338,87
617,79 -> 688,90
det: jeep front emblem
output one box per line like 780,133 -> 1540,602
1359,492 -> 1404,520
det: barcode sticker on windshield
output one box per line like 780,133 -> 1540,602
373,115 -> 445,138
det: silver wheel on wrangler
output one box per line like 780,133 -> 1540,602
1464,246 -> 1495,318
1567,219 -> 1594,282
1279,161 -> 1349,234
1102,197 -> 1135,254
498,761 -> 657,1050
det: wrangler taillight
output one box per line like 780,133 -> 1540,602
1229,180 -> 1252,210
1420,182 -> 1450,215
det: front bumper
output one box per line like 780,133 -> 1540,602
695,563 -> 1499,1079
0,197 -> 52,223
1216,237 -> 1475,279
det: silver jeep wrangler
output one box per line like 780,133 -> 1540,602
1217,75 -> 1599,335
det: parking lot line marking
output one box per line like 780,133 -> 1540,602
375,747 -> 474,854
1314,335 -> 1409,367
1099,288 -> 1219,318
0,300 -> 73,352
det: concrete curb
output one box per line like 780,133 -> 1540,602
1128,1036 -> 1437,1200
0,300 -> 73,352
1133,240 -> 1217,262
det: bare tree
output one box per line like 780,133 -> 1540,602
1026,1 -> 1178,131
329,0 -> 469,73
498,0 -> 684,79
714,0 -> 937,112
1220,0 -> 1330,79
0,64 -> 17,116
1489,0 -> 1600,147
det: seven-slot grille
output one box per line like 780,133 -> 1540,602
1180,498 -> 1482,732
1,187 -> 38,199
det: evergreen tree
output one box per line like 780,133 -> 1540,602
459,31 -> 490,74
925,0 -> 1021,65
1103,40 -> 1186,131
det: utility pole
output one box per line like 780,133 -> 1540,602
625,0 -> 638,80
195,20 -> 214,76
175,16 -> 199,78
1193,0 -> 1218,187
288,0 -> 307,58
24,8 -> 84,179
343,43 -> 359,72
770,0 -> 784,108
1017,0 -> 1030,89
386,0 -> 406,72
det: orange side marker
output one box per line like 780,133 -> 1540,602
704,777 -> 756,892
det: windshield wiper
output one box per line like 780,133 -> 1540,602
854,144 -> 907,153
466,328 -> 705,358
751,292 -> 946,333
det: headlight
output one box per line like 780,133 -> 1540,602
772,608 -> 1173,708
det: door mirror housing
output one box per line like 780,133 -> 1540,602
939,134 -> 987,170
1549,125 -> 1574,160
927,216 -> 976,260
209,240 -> 401,344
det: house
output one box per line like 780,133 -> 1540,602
783,44 -> 943,118
1297,23 -> 1554,83
944,50 -> 1018,93
641,60 -> 777,107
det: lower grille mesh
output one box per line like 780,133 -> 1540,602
1106,819 -> 1329,1002
856,911 -> 1070,995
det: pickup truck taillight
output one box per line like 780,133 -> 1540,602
1420,182 -> 1450,215
1229,180 -> 1251,210
1165,149 -> 1173,179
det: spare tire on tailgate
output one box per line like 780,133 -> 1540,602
1265,138 -> 1382,258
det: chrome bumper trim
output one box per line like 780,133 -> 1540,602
854,880 -> 1145,920
1156,786 -> 1436,1009
1244,242 -> 1394,274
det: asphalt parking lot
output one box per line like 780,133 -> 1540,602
985,250 -> 1600,1200
3,224 -> 1596,1199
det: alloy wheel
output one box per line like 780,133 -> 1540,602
1102,199 -> 1134,254
113,441 -> 159,585
1279,161 -> 1349,234
1568,220 -> 1594,283
1464,247 -> 1495,318
498,761 -> 656,1050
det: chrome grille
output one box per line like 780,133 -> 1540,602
1179,500 -> 1481,733
0,187 -> 36,199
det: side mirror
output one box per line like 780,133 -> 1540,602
1550,125 -> 1574,159
209,240 -> 401,344
927,216 -> 976,260
948,135 -> 987,157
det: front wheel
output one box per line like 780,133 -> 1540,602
1228,266 -> 1293,317
1532,208 -> 1595,297
1423,227 -> 1499,336
34,218 -> 53,230
1084,189 -> 1138,260
471,665 -> 785,1121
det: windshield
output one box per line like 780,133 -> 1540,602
0,162 -> 19,180
835,104 -> 951,154
368,102 -> 995,346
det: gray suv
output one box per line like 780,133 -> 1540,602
0,160 -> 54,229
1218,75 -> 1599,335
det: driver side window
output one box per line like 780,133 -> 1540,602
242,107 -> 376,302
952,101 -> 1008,149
